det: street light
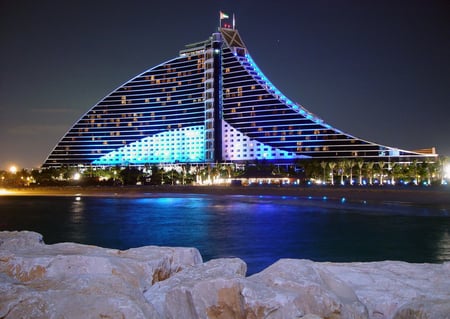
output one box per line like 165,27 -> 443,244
9,166 -> 17,174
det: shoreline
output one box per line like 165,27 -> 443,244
2,184 -> 450,206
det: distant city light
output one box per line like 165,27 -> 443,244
73,173 -> 81,180
9,166 -> 17,174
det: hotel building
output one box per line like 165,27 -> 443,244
43,26 -> 436,168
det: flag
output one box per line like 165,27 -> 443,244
220,11 -> 229,19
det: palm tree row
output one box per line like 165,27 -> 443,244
1,157 -> 448,187
302,158 -> 446,186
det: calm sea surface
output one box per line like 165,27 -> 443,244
1,194 -> 449,275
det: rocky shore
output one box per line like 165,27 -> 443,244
1,231 -> 449,318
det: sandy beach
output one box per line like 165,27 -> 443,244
3,184 -> 450,207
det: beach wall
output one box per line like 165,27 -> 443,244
1,231 -> 449,319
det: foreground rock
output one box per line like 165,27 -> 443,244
0,231 -> 202,318
1,231 -> 449,318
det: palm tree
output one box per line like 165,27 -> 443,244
320,161 -> 327,183
366,162 -> 375,185
377,161 -> 385,185
328,162 -> 336,185
338,160 -> 346,185
422,159 -> 432,185
347,159 -> 356,185
356,160 -> 364,185
388,162 -> 396,185
412,159 -> 418,185
223,164 -> 232,179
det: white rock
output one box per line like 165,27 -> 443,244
0,230 -> 44,250
0,231 -> 202,318
144,258 -> 247,319
247,259 -> 369,319
316,260 -> 450,319
250,259 -> 450,319
1,231 -> 449,319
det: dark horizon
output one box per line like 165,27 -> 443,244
1,0 -> 449,169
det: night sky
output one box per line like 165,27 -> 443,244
1,0 -> 449,169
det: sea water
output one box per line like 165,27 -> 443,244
0,194 -> 449,275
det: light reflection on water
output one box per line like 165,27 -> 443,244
0,194 -> 449,275
437,232 -> 450,262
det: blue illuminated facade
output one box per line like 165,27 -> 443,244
43,27 -> 436,168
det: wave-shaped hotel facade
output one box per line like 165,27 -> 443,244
43,24 -> 436,168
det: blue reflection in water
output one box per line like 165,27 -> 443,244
0,194 -> 449,275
